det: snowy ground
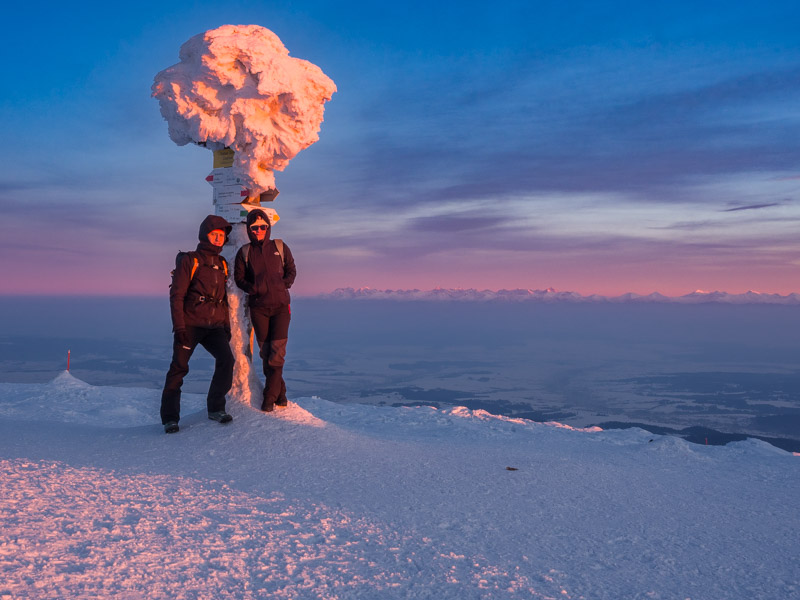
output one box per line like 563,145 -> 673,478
1,373 -> 798,599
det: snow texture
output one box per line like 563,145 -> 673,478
0,372 -> 798,599
152,24 -> 336,194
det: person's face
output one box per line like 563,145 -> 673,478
250,218 -> 268,241
207,229 -> 226,247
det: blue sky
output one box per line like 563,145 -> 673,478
1,0 -> 799,295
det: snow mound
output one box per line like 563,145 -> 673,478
0,371 -> 206,428
50,370 -> 91,388
272,400 -> 327,428
298,397 -> 608,443
152,24 -> 336,194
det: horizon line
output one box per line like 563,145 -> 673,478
1,287 -> 799,303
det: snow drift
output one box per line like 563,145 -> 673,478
152,24 -> 336,194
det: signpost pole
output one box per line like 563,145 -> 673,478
207,149 -> 280,407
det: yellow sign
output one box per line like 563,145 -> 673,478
213,148 -> 235,169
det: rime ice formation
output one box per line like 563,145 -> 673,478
221,224 -> 264,407
152,25 -> 335,406
152,24 -> 336,194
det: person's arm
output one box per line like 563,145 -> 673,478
233,247 -> 255,295
220,256 -> 232,338
282,244 -> 296,289
169,254 -> 193,332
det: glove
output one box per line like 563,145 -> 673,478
175,329 -> 192,349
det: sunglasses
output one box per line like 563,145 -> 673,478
250,224 -> 268,231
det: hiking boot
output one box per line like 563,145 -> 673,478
276,395 -> 288,408
208,411 -> 233,423
261,400 -> 275,412
164,421 -> 179,434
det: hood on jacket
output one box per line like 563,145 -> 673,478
245,209 -> 272,244
198,214 -> 232,244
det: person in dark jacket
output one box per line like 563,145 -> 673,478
234,209 -> 297,412
160,214 -> 235,433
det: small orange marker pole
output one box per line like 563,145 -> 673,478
67,350 -> 71,372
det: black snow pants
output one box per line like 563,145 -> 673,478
160,326 -> 234,424
250,304 -> 291,407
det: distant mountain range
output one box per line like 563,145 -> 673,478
315,287 -> 800,304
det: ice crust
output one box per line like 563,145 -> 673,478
152,24 -> 336,194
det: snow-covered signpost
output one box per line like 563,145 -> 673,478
152,24 -> 336,405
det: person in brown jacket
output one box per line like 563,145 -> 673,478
160,215 -> 235,433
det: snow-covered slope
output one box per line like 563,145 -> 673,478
1,373 -> 797,599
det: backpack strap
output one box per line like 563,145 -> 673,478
190,255 -> 226,280
240,240 -> 283,272
170,252 -> 225,295
172,251 -> 199,280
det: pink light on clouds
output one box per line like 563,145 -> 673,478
2,225 -> 799,297
286,242 -> 800,298
2,195 -> 798,297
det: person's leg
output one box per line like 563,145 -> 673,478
250,308 -> 273,409
198,328 -> 235,414
250,308 -> 271,378
265,307 -> 291,407
160,328 -> 197,424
